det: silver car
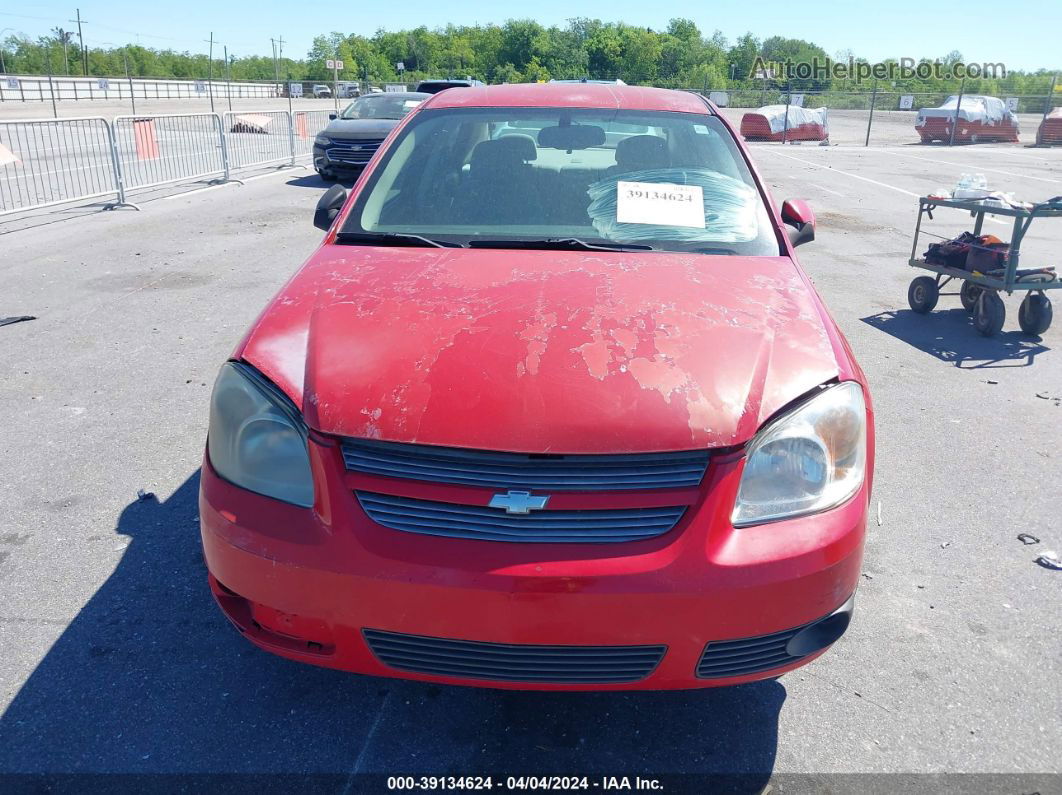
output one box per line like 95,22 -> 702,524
312,92 -> 430,180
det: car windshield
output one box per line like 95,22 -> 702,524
341,108 -> 779,254
340,95 -> 424,121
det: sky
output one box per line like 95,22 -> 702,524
2,1 -> 1058,72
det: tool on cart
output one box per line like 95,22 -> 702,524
906,195 -> 1062,337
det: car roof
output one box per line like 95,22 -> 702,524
360,91 -> 431,100
424,83 -> 711,114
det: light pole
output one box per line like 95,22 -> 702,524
70,9 -> 88,76
0,28 -> 14,74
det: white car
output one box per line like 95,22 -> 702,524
312,84 -> 332,98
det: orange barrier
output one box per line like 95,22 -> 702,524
0,142 -> 19,166
133,118 -> 160,160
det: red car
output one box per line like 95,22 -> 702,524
740,105 -> 829,142
916,95 -> 1020,144
200,84 -> 874,690
1037,107 -> 1062,146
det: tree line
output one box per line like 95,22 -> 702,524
1,18 -> 1056,96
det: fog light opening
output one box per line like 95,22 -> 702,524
785,595 -> 855,658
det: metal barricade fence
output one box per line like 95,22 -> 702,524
0,116 -> 127,216
1,108 -> 364,216
223,110 -> 295,169
292,110 -> 334,160
112,112 -> 227,191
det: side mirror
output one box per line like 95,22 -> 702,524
781,199 -> 816,248
314,184 -> 348,231
328,113 -> 338,120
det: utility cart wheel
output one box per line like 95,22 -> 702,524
973,291 -> 1006,337
1018,293 -> 1053,336
960,281 -> 982,313
908,276 -> 940,314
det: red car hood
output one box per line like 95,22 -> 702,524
238,246 -> 842,453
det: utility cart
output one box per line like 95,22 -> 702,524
907,196 -> 1062,336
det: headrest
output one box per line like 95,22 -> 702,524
470,136 -> 536,171
496,133 -> 537,161
615,135 -> 669,169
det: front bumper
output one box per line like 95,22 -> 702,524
200,440 -> 866,690
916,117 -> 1020,143
312,144 -> 370,173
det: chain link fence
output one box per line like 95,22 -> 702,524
702,86 -> 1061,147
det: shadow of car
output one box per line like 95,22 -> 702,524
0,471 -> 784,785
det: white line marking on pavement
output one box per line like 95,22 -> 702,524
760,148 -> 920,197
813,183 -> 846,197
159,182 -> 236,201
342,690 -> 392,793
242,168 -> 305,183
876,149 -> 1062,185
158,169 -> 295,200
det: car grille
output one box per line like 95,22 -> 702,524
356,491 -> 684,543
363,629 -> 666,683
341,439 -> 709,491
696,626 -> 805,679
324,137 -> 385,164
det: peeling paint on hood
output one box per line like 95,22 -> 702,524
239,245 -> 841,454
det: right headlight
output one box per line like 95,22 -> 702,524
732,381 -> 866,527
207,362 -> 314,507
314,134 -> 331,147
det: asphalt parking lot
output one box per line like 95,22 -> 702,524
1,140 -> 1060,788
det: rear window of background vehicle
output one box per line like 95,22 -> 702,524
343,108 -> 780,255
340,95 -> 424,120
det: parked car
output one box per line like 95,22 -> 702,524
312,84 -> 332,98
741,105 -> 829,142
1037,107 -> 1062,146
202,83 -> 874,690
311,92 -> 429,179
414,78 -> 482,94
549,78 -> 628,85
916,95 -> 1019,143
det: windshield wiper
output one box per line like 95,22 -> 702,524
688,246 -> 738,255
335,231 -> 463,248
468,238 -> 655,252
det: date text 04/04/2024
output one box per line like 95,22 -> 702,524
386,775 -> 664,791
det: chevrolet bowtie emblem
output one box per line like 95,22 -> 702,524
488,490 -> 549,514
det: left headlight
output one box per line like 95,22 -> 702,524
207,362 -> 314,507
314,134 -> 330,147
732,381 -> 866,527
